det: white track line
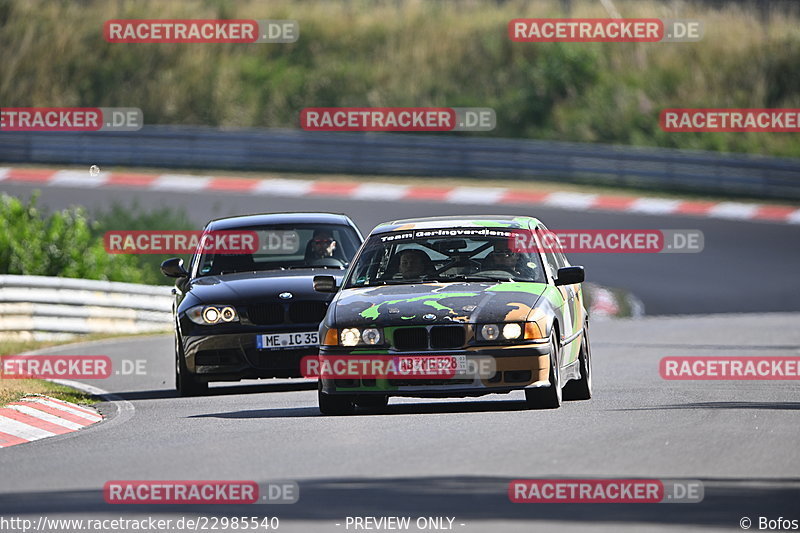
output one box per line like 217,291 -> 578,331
628,198 -> 682,214
151,174 -> 212,191
352,183 -> 410,200
25,398 -> 102,422
707,202 -> 760,220
543,192 -> 598,210
254,178 -> 315,196
50,170 -> 109,188
445,187 -> 507,204
7,405 -> 85,431
0,415 -> 56,441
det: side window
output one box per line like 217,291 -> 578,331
536,224 -> 562,281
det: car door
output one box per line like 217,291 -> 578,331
536,223 -> 583,365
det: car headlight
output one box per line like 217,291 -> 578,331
362,328 -> 381,345
502,323 -> 522,340
187,305 -> 239,325
481,324 -> 500,341
478,323 -> 524,342
340,328 -> 361,346
334,327 -> 384,347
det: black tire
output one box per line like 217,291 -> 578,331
318,381 -> 355,415
356,395 -> 389,411
563,325 -> 592,401
175,334 -> 209,397
525,332 -> 562,409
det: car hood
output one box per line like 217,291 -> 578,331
332,281 -> 552,326
185,269 -> 345,305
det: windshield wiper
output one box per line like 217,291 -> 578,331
353,279 -> 423,287
286,265 -> 344,270
433,274 -> 515,283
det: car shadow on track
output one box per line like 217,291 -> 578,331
111,381 -> 318,401
188,399 -> 535,419
2,476 -> 798,528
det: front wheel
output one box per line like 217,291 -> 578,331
175,335 -> 208,397
318,381 -> 355,415
563,325 -> 592,401
525,332 -> 562,409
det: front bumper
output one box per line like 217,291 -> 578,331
182,331 -> 315,381
318,342 -> 551,397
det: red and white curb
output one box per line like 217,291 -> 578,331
1,167 -> 799,224
0,395 -> 102,448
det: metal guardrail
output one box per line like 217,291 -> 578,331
1,126 -> 799,199
0,275 -> 172,340
0,275 -> 643,342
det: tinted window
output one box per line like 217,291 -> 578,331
193,224 -> 360,276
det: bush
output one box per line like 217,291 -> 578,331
91,200 -> 196,285
0,192 -> 147,282
0,193 -> 196,285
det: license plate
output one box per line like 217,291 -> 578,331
256,331 -> 318,350
397,355 -> 468,375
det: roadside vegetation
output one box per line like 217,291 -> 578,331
0,192 -> 193,286
0,380 -> 97,407
1,0 -> 798,156
0,331 -> 173,407
0,335 -> 97,406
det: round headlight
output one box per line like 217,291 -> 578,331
362,328 -> 381,345
502,323 -> 522,340
341,328 -> 361,346
202,306 -> 220,324
220,306 -> 237,322
481,324 -> 500,341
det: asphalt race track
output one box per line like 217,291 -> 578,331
2,179 -> 800,315
1,179 -> 799,532
0,314 -> 798,532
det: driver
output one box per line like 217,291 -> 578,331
397,249 -> 430,279
485,243 -> 520,272
308,229 -> 337,259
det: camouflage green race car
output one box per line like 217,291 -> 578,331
312,215 -> 592,415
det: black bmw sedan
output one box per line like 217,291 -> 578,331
160,212 -> 363,396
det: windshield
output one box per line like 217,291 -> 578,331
193,223 -> 361,276
344,228 -> 546,288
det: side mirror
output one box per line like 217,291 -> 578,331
161,258 -> 189,278
555,266 -> 584,286
313,275 -> 338,293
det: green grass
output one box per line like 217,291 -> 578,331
0,381 -> 98,407
1,0 -> 799,157
0,331 -> 169,407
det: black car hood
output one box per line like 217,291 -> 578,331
185,269 -> 345,305
332,281 -> 550,326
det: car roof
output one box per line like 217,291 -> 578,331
371,215 -> 541,234
206,212 -> 355,231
